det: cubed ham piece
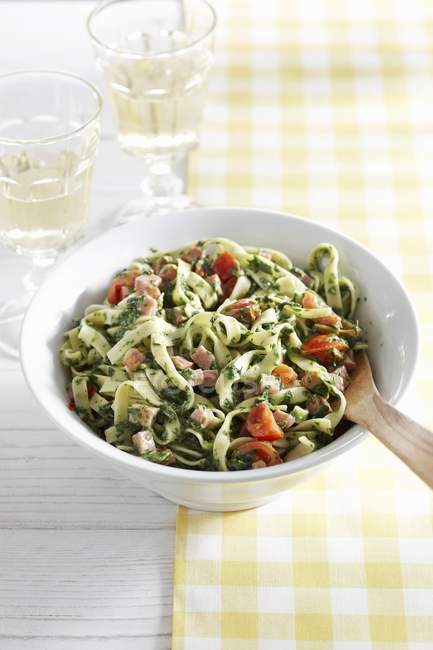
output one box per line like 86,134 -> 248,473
344,349 -> 356,372
301,371 -> 323,392
239,421 -> 250,437
333,365 -> 351,391
130,405 -> 159,428
173,307 -> 187,325
181,246 -> 202,263
191,407 -> 220,429
191,408 -> 206,424
243,385 -> 258,400
162,451 -> 177,465
226,298 -> 260,322
153,255 -> 173,274
138,405 -> 159,428
292,268 -> 314,287
123,348 -> 144,371
159,263 -> 177,282
302,291 -> 318,309
317,313 -> 341,326
306,394 -> 331,417
202,369 -> 218,387
132,430 -> 156,455
135,273 -> 162,299
139,295 -> 158,316
273,409 -> 296,430
140,406 -> 159,427
188,369 -> 205,386
259,374 -> 280,395
206,274 -> 222,294
191,345 -> 214,370
303,273 -> 314,287
303,291 -> 341,326
171,355 -> 193,370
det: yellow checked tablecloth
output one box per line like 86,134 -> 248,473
173,1 -> 433,647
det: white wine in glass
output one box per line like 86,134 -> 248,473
87,0 -> 216,221
0,70 -> 102,358
106,42 -> 212,160
0,151 -> 95,254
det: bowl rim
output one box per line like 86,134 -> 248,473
20,207 -> 419,483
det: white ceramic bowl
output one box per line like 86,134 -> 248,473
21,208 -> 418,511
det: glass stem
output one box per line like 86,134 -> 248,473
23,254 -> 58,295
140,158 -> 189,213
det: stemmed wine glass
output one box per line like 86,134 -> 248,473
87,0 -> 216,222
0,70 -> 102,357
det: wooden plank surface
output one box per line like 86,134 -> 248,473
0,3 -> 178,648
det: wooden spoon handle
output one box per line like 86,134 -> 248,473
358,394 -> 433,489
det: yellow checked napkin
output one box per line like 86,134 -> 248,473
173,439 -> 433,648
173,0 -> 433,646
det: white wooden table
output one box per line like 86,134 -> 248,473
0,4 -> 176,648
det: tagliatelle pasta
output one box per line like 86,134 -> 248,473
60,238 -> 366,471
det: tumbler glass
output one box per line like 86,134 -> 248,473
0,70 -> 102,357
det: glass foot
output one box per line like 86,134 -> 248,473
0,251 -> 57,359
113,194 -> 195,226
0,298 -> 26,358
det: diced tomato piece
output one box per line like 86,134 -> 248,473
301,334 -> 349,366
68,398 -> 76,411
212,252 -> 237,282
107,279 -> 125,305
272,364 -> 297,387
235,440 -> 282,466
246,403 -> 284,441
107,273 -> 136,305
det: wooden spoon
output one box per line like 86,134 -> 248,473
344,351 -> 433,489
